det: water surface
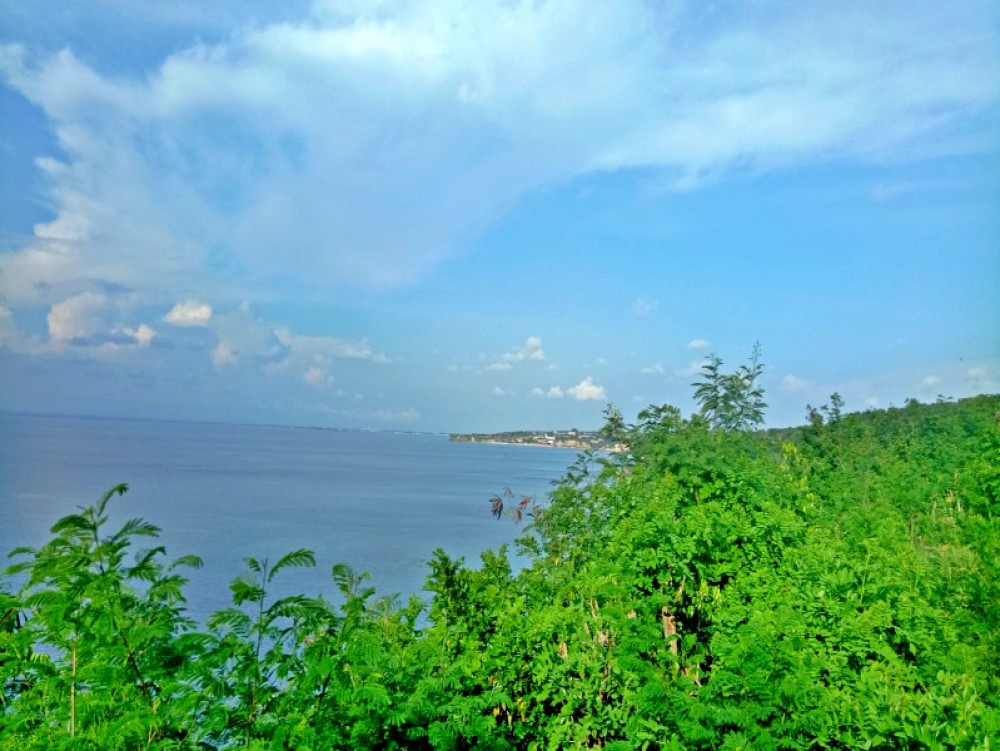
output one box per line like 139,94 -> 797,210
0,414 -> 578,620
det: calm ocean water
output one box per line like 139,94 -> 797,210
0,413 -> 578,621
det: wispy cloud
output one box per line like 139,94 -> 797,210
687,338 -> 710,351
965,365 -> 994,390
920,374 -> 942,390
677,358 -> 709,378
206,302 -> 391,388
488,336 -> 545,370
632,297 -> 657,316
374,407 -> 420,423
4,1 -> 993,309
782,374 -> 810,392
303,365 -> 331,387
640,363 -> 665,375
0,305 -> 17,346
531,385 -> 565,399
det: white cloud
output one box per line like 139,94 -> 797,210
0,305 -> 17,345
273,327 -> 392,365
687,338 -> 710,351
126,323 -> 155,347
212,342 -> 237,368
34,291 -> 157,355
677,358 -> 709,378
209,302 -> 285,367
492,386 -> 509,396
531,385 -> 565,399
782,374 -> 809,392
640,363 -> 665,375
965,365 -> 993,390
374,407 -> 420,423
921,374 -> 942,390
4,1 -> 992,308
206,302 -> 391,382
163,300 -> 212,327
865,397 -> 880,409
47,291 -> 109,342
303,365 -> 333,386
492,336 -> 545,368
567,376 -> 606,401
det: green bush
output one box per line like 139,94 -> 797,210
3,393 -> 998,749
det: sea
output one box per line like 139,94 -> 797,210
0,413 -> 579,622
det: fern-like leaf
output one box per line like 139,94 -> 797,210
269,549 -> 316,583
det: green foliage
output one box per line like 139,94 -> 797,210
692,344 -> 768,432
3,394 -> 998,749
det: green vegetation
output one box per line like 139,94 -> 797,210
3,359 -> 999,748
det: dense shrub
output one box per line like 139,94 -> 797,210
2,394 -> 998,749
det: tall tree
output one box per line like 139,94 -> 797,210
692,343 -> 767,431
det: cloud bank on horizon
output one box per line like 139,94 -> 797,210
0,0 -> 997,430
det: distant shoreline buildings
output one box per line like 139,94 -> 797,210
448,428 -> 616,451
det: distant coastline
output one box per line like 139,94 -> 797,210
448,428 -> 616,451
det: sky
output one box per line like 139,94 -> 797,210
0,0 -> 997,433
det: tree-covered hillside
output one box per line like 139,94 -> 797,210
2,388 -> 998,749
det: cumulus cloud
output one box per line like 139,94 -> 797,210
568,377 -> 606,401
782,374 -> 810,392
921,375 -> 942,390
640,363 -> 665,375
687,339 -> 710,351
47,291 -> 109,342
126,324 -> 155,347
34,291 -> 157,355
163,300 -> 212,327
2,1 -> 993,308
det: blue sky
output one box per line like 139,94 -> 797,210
1,0 -> 997,432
